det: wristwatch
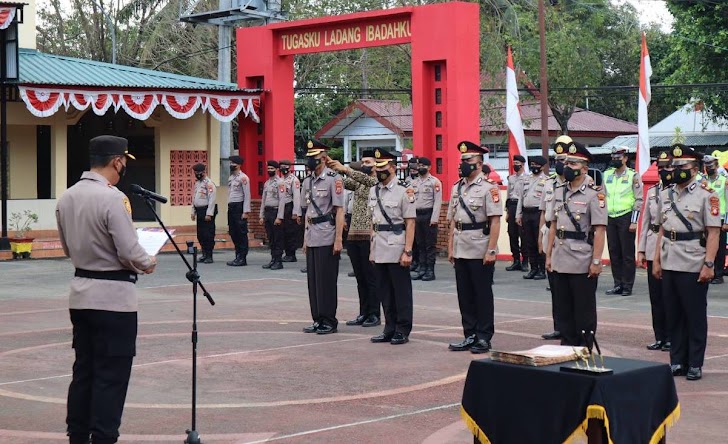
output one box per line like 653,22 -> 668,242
404,250 -> 413,257
592,259 -> 601,266
487,249 -> 497,255
704,261 -> 715,268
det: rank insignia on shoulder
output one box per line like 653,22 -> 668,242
701,182 -> 715,193
710,196 -> 720,216
486,178 -> 495,184
335,179 -> 343,195
406,188 -> 415,202
597,192 -> 606,208
590,184 -> 602,191
489,188 -> 500,203
327,171 -> 337,177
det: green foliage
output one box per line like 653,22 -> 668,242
9,210 -> 39,238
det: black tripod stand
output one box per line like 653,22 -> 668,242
142,198 -> 215,444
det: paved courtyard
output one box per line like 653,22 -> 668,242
1,250 -> 728,443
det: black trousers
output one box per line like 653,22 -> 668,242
506,200 -> 523,261
553,273 -> 598,347
662,270 -> 708,368
415,209 -> 438,267
67,309 -> 136,444
716,225 -> 726,278
195,205 -> 217,254
607,214 -> 636,289
307,246 -> 340,328
374,262 -> 413,336
282,202 -> 298,257
522,209 -> 543,268
227,202 -> 249,258
454,259 -> 495,342
646,261 -> 669,343
264,207 -> 284,260
347,240 -> 379,317
547,270 -> 562,332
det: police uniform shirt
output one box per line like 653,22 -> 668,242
541,174 -> 564,252
304,167 -> 345,247
283,173 -> 302,217
547,178 -> 608,274
638,184 -> 664,261
448,173 -> 503,259
658,181 -> 721,273
192,177 -> 217,217
412,174 -> 443,224
507,173 -> 525,200
369,181 -> 416,263
604,167 -> 644,216
260,176 -> 286,220
516,172 -> 548,218
56,171 -> 153,312
228,170 -> 252,213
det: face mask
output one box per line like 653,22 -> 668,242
673,168 -> 692,185
530,166 -> 542,175
306,157 -> 321,171
267,170 -> 276,177
410,170 -> 418,178
564,166 -> 581,182
230,165 -> 238,173
377,169 -> 391,182
418,167 -> 428,176
116,161 -> 127,179
280,167 -> 289,175
195,173 -> 204,180
609,159 -> 623,169
460,161 -> 476,178
513,164 -> 522,172
361,165 -> 373,175
555,162 -> 565,176
707,168 -> 717,176
659,169 -> 673,186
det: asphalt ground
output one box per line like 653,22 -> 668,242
2,249 -> 728,443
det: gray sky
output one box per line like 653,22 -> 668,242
618,0 -> 674,31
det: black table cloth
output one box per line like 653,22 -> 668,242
461,356 -> 679,444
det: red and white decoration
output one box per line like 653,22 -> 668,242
18,86 -> 260,123
636,32 -> 652,176
505,46 -> 528,174
0,6 -> 16,30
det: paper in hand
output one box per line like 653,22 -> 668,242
136,228 -> 174,256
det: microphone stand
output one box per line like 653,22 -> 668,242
141,198 -> 214,444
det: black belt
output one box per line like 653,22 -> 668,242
264,206 -> 279,210
556,229 -> 587,241
666,231 -> 704,242
522,206 -> 540,213
308,213 -> 333,224
416,208 -> 433,215
455,221 -> 490,231
506,198 -> 518,204
650,224 -> 660,233
373,223 -> 406,232
75,268 -> 138,284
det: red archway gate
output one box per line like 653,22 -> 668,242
237,2 -> 480,197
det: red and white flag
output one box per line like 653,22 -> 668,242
637,32 -> 652,175
506,47 -> 528,174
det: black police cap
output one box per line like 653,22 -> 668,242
229,155 -> 243,165
89,135 -> 134,159
192,163 -> 206,172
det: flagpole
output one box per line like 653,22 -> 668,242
538,0 -> 549,161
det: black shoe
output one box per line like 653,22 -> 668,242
605,286 -> 623,295
448,335 -> 476,351
362,315 -> 381,327
282,255 -> 297,263
346,315 -> 366,326
68,433 -> 91,444
411,270 -> 425,280
316,324 -> 337,335
521,264 -> 529,273
505,261 -> 523,271
371,333 -> 394,343
711,277 -> 724,284
670,364 -> 686,376
390,332 -> 409,345
686,367 -> 702,381
523,269 -> 538,279
347,271 -> 356,277
621,288 -> 633,296
410,263 -> 420,273
546,287 -> 551,292
227,257 -> 246,266
541,331 -> 562,340
269,261 -> 283,270
646,341 -> 664,351
300,267 -> 307,273
198,253 -> 208,262
661,341 -> 671,351
262,260 -> 274,269
532,270 -> 546,280
201,256 -> 214,264
470,339 -> 491,354
302,322 -> 320,333
421,267 -> 436,281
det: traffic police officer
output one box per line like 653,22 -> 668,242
517,155 -> 549,280
447,141 -> 502,354
701,155 -> 728,284
506,154 -> 527,271
604,146 -> 643,296
191,163 -> 217,264
279,159 -> 302,262
545,142 -> 607,348
410,156 -> 442,281
56,135 -> 157,444
227,155 -> 251,266
301,140 -> 345,335
368,149 -> 416,345
653,144 -> 720,381
638,151 -> 672,352
260,160 -> 286,270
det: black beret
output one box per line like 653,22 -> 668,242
279,159 -> 292,166
418,157 -> 431,166
361,150 -> 376,158
407,156 -> 419,166
89,135 -> 134,159
229,155 -> 243,165
192,163 -> 206,172
530,156 -> 547,166
267,160 -> 280,168
513,155 -> 526,163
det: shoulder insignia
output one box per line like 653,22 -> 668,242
597,192 -> 606,208
406,187 -> 415,202
327,171 -> 337,177
295,180 -> 300,189
701,182 -> 715,193
434,182 -> 441,193
489,187 -> 500,203
589,184 -> 602,191
279,183 -> 286,193
335,178 -> 343,195
122,196 -> 132,215
710,195 -> 720,216
485,178 -> 494,184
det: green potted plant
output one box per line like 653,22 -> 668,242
9,210 -> 39,259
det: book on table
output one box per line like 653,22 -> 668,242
490,345 -> 588,366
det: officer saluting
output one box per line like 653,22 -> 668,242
410,156 -> 442,281
227,155 -> 251,266
191,163 -> 217,264
368,149 -> 416,345
447,141 -> 502,354
545,141 -> 607,348
653,144 -> 720,381
56,135 -> 157,444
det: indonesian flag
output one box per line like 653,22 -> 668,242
637,33 -> 652,176
506,46 -> 528,174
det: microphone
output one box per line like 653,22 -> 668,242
130,184 -> 168,204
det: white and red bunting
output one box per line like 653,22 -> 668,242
0,7 -> 16,30
18,86 -> 261,123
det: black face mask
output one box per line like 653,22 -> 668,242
410,170 -> 418,178
280,167 -> 289,175
460,161 -> 476,178
116,162 -> 127,180
555,162 -> 565,176
195,173 -> 204,180
530,166 -> 542,175
673,168 -> 692,185
707,168 -> 717,176
377,169 -> 391,182
230,165 -> 238,173
361,165 -> 373,175
267,170 -> 276,177
306,157 -> 321,171
418,167 -> 428,176
513,164 -> 522,172
564,166 -> 581,182
609,159 -> 623,169
659,169 -> 673,186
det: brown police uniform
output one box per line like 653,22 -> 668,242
411,169 -> 442,280
506,169 -> 527,267
227,157 -> 251,265
191,167 -> 217,261
261,170 -> 286,268
540,172 -> 564,336
517,168 -> 548,277
280,164 -> 302,260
